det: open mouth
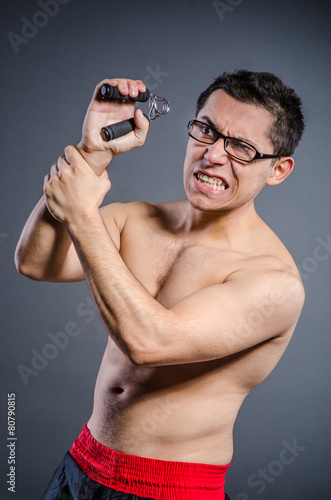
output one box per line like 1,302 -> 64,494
194,172 -> 229,191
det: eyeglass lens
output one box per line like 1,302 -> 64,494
189,121 -> 257,161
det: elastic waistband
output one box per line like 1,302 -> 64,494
70,424 -> 230,500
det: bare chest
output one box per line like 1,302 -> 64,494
120,228 -> 240,308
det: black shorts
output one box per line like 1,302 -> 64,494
41,451 -> 231,500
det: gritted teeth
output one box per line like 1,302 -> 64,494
195,172 -> 228,190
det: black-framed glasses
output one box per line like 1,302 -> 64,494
188,119 -> 281,163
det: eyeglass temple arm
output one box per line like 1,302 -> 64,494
256,152 -> 280,160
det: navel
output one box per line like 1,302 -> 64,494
112,386 -> 124,395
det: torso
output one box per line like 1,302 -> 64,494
87,200 -> 300,465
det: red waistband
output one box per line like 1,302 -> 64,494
70,424 -> 230,500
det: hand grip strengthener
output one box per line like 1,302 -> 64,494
100,84 -> 170,141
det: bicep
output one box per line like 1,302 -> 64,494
153,270 -> 304,365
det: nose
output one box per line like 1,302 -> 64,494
204,137 -> 229,165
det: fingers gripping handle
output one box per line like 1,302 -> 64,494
101,115 -> 149,141
100,84 -> 150,141
100,84 -> 150,102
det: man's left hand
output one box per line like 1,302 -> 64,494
43,146 -> 111,226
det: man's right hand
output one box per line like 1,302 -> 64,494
77,78 -> 150,175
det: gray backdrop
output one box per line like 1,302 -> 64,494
1,0 -> 330,498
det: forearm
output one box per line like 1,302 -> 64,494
68,212 -> 171,364
15,195 -> 73,281
76,142 -> 113,176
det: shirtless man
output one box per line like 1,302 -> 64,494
15,70 -> 305,500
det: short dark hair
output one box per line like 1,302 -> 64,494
196,70 -> 305,157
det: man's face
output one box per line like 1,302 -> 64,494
183,89 -> 276,214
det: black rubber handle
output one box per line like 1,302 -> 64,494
100,84 -> 150,102
101,118 -> 136,141
101,114 -> 149,141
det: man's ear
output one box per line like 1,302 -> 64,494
266,157 -> 295,186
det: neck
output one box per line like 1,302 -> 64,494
178,200 -> 262,247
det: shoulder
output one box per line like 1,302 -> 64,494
101,200 -> 183,225
226,254 -> 305,332
100,201 -> 154,227
249,218 -> 305,311
99,200 -> 182,236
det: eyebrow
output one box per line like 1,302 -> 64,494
198,114 -> 259,149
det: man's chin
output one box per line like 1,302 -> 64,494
188,197 -> 232,215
